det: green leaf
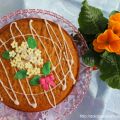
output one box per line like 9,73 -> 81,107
78,0 -> 108,35
82,49 -> 101,67
2,50 -> 10,60
109,10 -> 119,17
29,75 -> 40,86
100,51 -> 120,89
79,30 -> 96,49
15,70 -> 27,80
27,36 -> 37,49
42,61 -> 51,75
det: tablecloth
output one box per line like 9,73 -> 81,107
0,0 -> 120,120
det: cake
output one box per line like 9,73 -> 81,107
0,18 -> 80,112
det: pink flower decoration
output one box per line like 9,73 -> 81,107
40,74 -> 56,91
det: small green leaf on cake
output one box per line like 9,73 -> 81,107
15,69 -> 27,80
27,36 -> 37,49
29,75 -> 40,86
42,61 -> 51,75
2,50 -> 10,60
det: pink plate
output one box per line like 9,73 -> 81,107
0,9 -> 91,120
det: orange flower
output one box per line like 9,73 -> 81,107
108,13 -> 120,37
93,39 -> 104,52
108,13 -> 120,28
93,29 -> 120,53
109,22 -> 120,37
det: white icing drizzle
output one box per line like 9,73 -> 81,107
0,39 -> 19,105
18,80 -> 37,108
0,94 -> 3,101
29,20 -> 64,88
10,22 -> 37,108
0,35 -> 60,49
45,20 -> 67,90
10,22 -> 26,41
0,19 -> 76,108
0,59 -> 19,105
44,85 -> 56,108
58,25 -> 76,84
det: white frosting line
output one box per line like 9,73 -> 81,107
44,85 -> 56,108
0,59 -> 19,105
10,22 -> 37,108
0,39 -> 19,105
29,20 -> 58,107
0,80 -> 13,102
18,80 -> 37,108
0,94 -> 3,101
29,20 -> 64,88
26,78 -> 37,107
45,20 -> 68,90
58,25 -> 76,84
10,22 -> 26,41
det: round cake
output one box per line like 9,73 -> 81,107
0,18 -> 80,112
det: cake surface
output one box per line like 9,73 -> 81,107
0,18 -> 79,112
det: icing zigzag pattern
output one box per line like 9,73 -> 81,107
0,19 -> 76,108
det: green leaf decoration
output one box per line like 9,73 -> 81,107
15,70 -> 27,80
42,61 -> 51,75
100,51 -> 120,89
2,50 -> 10,60
27,36 -> 37,49
82,49 -> 101,67
109,10 -> 119,17
29,75 -> 40,86
79,30 -> 96,49
78,0 -> 108,35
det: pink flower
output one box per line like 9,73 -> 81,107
40,74 -> 56,91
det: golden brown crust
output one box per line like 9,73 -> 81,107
0,18 -> 80,112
